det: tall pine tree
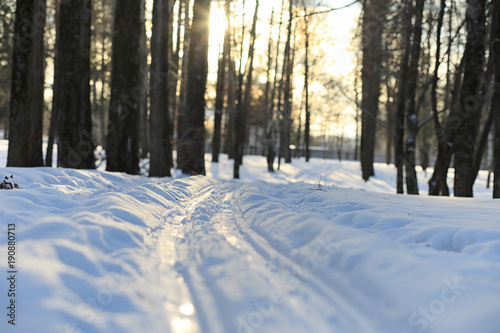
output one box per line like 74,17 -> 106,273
360,0 -> 388,180
178,0 -> 211,175
493,0 -> 500,198
7,0 -> 45,167
106,0 -> 144,174
453,0 -> 487,197
149,0 -> 173,177
53,0 -> 95,169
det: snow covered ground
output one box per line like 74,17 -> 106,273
0,143 -> 499,333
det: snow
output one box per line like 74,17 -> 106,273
0,143 -> 499,333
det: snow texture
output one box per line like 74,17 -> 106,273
0,143 -> 499,333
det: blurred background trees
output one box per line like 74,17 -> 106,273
2,0 -> 500,197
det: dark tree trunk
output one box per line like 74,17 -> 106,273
233,73 -> 244,178
282,1 -> 294,164
453,0 -> 487,197
212,0 -> 231,163
212,56 -> 226,163
45,109 -> 56,166
304,13 -> 311,162
354,76 -> 360,161
428,0 -> 462,196
276,0 -> 293,169
266,0 -> 285,171
384,72 -> 396,166
178,0 -> 211,175
360,0 -> 387,181
385,101 -> 394,166
8,0 -> 45,167
470,0 -> 498,186
264,9 -> 275,168
404,0 -> 425,195
53,0 -> 95,169
429,56 -> 465,196
493,0 -> 500,198
149,0 -> 172,177
223,60 -> 236,158
234,0 -> 259,178
106,0 -> 143,174
139,1 -> 149,159
99,26 -> 108,149
176,0 -> 191,168
394,0 -> 412,194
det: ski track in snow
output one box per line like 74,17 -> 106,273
0,156 -> 500,333
161,178 -> 377,333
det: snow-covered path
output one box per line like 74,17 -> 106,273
164,179 -> 377,333
114,177 -> 378,333
1,158 -> 500,333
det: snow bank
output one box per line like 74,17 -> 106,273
0,152 -> 498,333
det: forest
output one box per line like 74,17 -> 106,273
1,0 -> 500,198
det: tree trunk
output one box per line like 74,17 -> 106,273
493,0 -> 500,198
176,0 -> 191,168
429,57 -> 465,196
282,3 -> 294,164
453,0 -> 487,197
354,76 -> 360,161
8,0 -> 45,167
99,23 -> 108,149
234,0 -> 259,178
394,0 -> 412,193
470,0 -> 498,186
277,0 -> 293,169
224,60 -> 236,158
139,0 -> 149,159
149,0 -> 172,177
266,0 -> 285,171
264,8 -> 274,160
360,0 -> 387,181
178,0 -> 211,175
212,0 -> 231,163
106,0 -> 143,174
304,12 -> 311,162
233,73 -> 244,178
53,0 -> 95,169
404,0 -> 425,195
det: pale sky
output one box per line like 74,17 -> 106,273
206,0 -> 361,139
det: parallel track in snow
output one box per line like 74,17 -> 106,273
159,180 -> 380,333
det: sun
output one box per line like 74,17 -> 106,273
208,2 -> 228,62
